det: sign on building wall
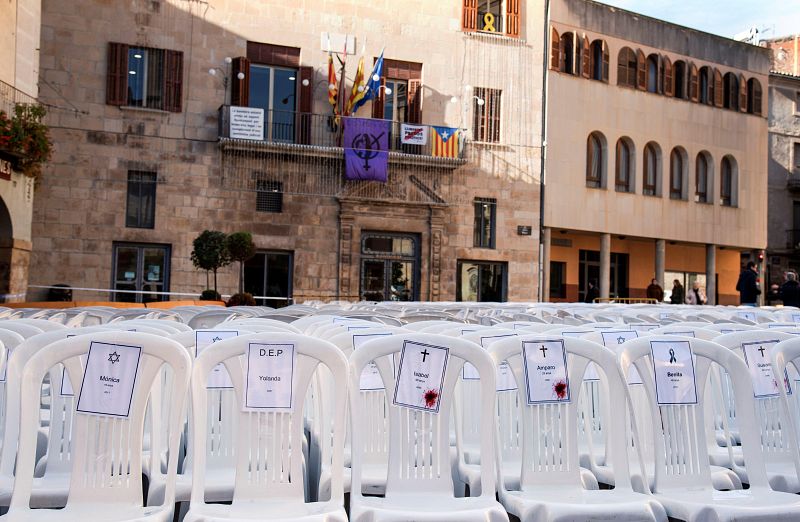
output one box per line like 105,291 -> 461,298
229,107 -> 264,140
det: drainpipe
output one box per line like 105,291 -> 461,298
537,0 -> 552,301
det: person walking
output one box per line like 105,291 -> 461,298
686,281 -> 707,305
670,279 -> 685,305
779,271 -> 800,308
736,261 -> 760,306
646,278 -> 664,302
585,279 -> 600,303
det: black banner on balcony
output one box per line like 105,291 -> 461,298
344,117 -> 388,183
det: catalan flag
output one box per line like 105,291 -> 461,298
431,126 -> 460,158
351,49 -> 384,116
327,53 -> 338,111
345,56 -> 365,116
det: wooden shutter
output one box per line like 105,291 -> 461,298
601,42 -> 609,82
663,56 -> 673,96
704,69 -> 714,104
231,57 -> 250,107
713,68 -> 723,108
636,49 -> 646,90
657,56 -> 664,93
752,80 -> 763,115
688,62 -> 698,102
106,42 -> 129,106
297,66 -> 313,145
581,36 -> 591,78
371,76 -> 386,119
505,0 -> 520,37
739,73 -> 747,112
163,50 -> 184,112
407,78 -> 422,123
550,28 -> 560,70
462,0 -> 478,32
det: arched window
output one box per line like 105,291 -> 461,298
723,72 -> 740,110
560,32 -> 575,74
747,78 -> 762,115
642,142 -> 660,196
646,54 -> 660,93
615,137 -> 635,193
721,156 -> 737,206
673,60 -> 687,99
617,47 -> 637,88
590,39 -> 608,82
670,148 -> 687,200
695,152 -> 711,203
698,66 -> 712,105
586,132 -> 606,188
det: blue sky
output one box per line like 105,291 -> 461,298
598,0 -> 800,40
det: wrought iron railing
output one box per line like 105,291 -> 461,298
218,105 -> 466,160
0,80 -> 39,116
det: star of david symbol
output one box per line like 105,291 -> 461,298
617,337 -> 626,344
108,351 -> 121,364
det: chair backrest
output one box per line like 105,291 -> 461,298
0,321 -> 44,339
618,335 -> 772,492
189,332 -> 347,504
712,330 -> 797,468
650,325 -> 720,340
488,334 -> 640,491
8,331 -> 190,511
11,318 -> 67,332
225,318 -> 301,333
349,333 -> 497,499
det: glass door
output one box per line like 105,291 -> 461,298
359,232 -> 419,301
112,243 -> 170,303
243,251 -> 294,307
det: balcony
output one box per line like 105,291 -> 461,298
0,80 -> 48,179
218,105 -> 466,206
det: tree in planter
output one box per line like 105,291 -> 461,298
190,230 -> 230,295
226,231 -> 256,294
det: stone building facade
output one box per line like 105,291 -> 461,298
0,0 -> 41,302
541,0 -> 770,305
29,0 -> 543,304
764,61 -> 800,288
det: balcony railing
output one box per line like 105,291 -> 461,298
218,105 -> 466,160
0,80 -> 38,116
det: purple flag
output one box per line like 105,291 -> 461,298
344,118 -> 389,182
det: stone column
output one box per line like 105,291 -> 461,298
541,227 -> 552,302
706,244 -> 716,305
655,239 -> 666,290
600,233 -> 611,299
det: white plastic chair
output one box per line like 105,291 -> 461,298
619,335 -> 800,520
487,334 -> 666,521
3,331 -> 190,521
348,333 -> 508,521
183,332 -> 348,521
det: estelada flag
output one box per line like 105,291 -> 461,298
431,126 -> 459,158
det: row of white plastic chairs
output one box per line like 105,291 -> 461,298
0,306 -> 798,521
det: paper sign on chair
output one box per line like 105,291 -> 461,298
393,340 -> 448,413
244,342 -> 295,411
76,341 -> 141,418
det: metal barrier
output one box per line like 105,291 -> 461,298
25,284 -> 294,305
593,297 -> 659,304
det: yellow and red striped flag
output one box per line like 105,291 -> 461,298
431,126 -> 460,158
327,53 -> 338,110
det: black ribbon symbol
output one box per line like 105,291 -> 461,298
668,348 -> 677,364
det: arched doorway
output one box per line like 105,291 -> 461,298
0,197 -> 13,302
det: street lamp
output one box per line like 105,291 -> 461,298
208,57 -> 245,105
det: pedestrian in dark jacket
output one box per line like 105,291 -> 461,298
646,278 -> 664,302
670,279 -> 685,305
779,272 -> 800,307
585,279 -> 600,303
736,261 -> 760,305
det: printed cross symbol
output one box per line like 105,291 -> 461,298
758,346 -> 766,357
421,349 -> 430,362
539,345 -> 548,357
108,352 -> 121,364
617,337 -> 626,344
